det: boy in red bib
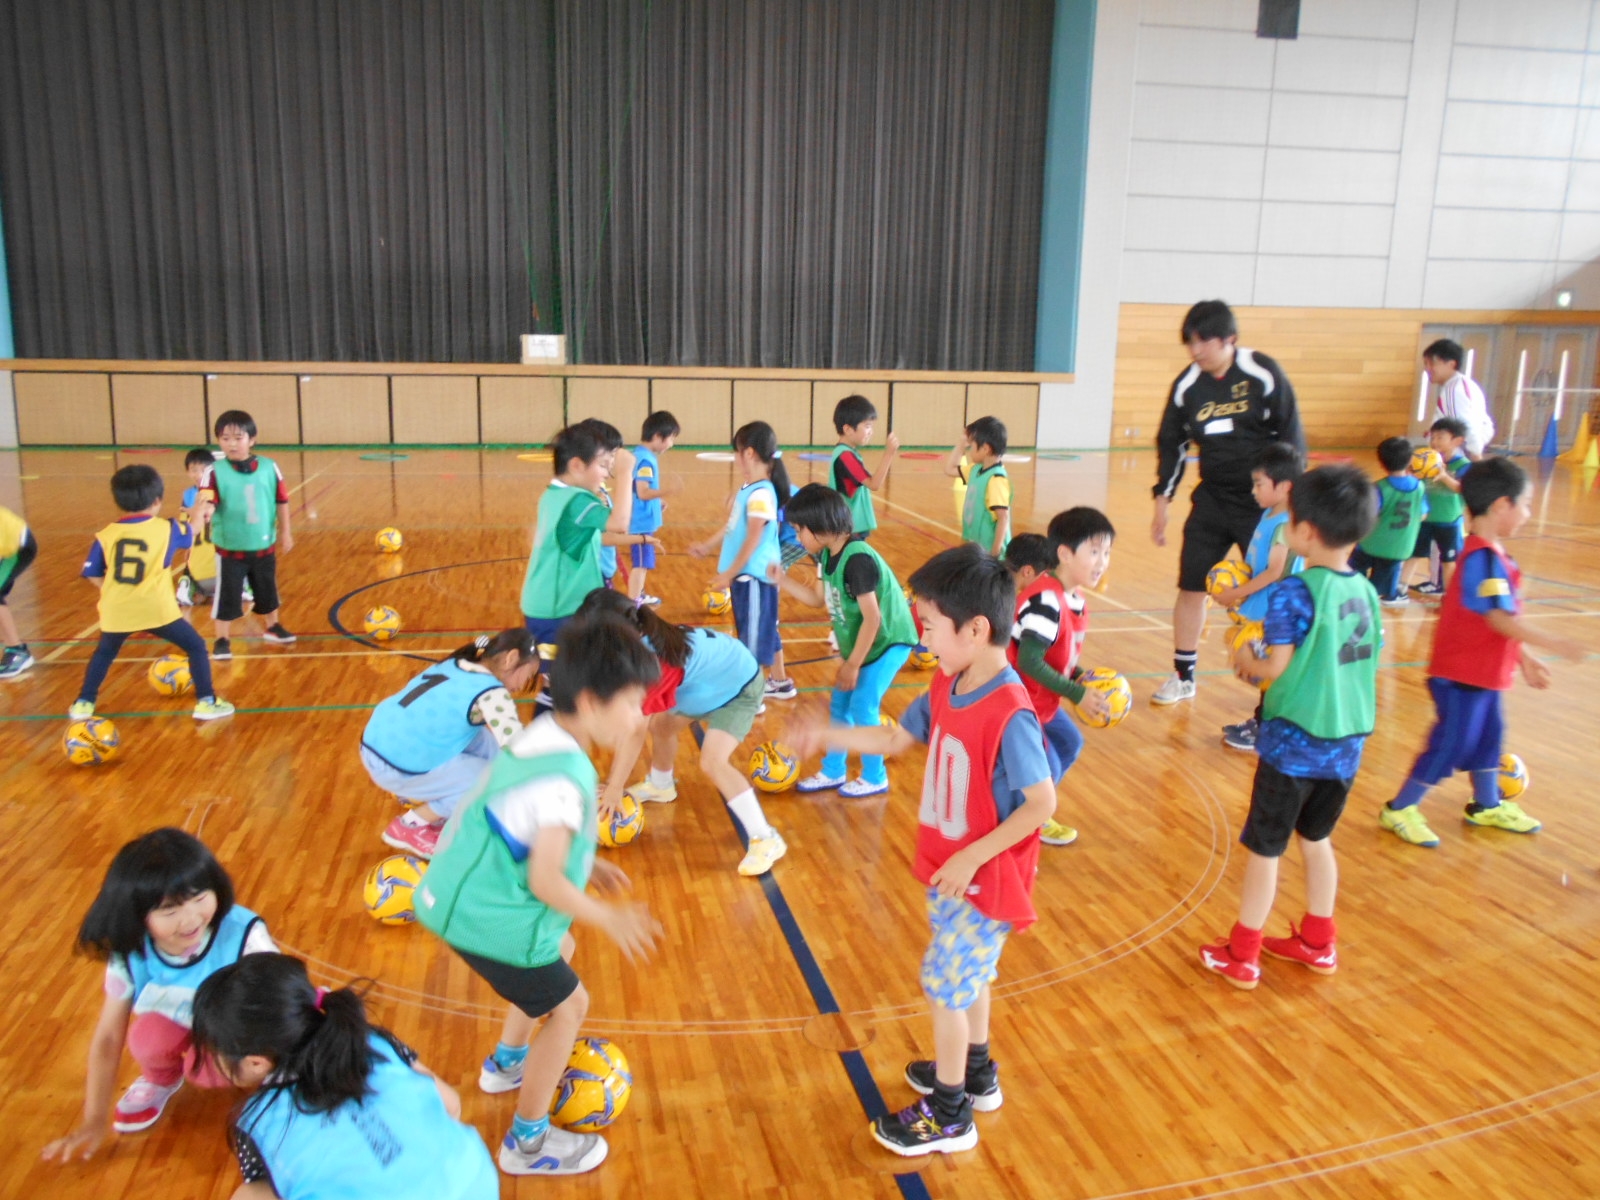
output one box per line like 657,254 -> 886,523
792,544 -> 1055,1156
1380,457 -> 1584,847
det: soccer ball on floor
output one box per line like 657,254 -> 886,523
1228,620 -> 1270,691
1071,668 -> 1132,728
749,741 -> 800,793
147,654 -> 193,696
702,588 -> 732,616
598,792 -> 644,847
63,718 -> 120,766
375,526 -> 404,553
363,855 -> 427,925
1206,559 -> 1253,597
1498,753 -> 1529,799
1410,447 -> 1444,481
363,605 -> 403,642
550,1037 -> 633,1132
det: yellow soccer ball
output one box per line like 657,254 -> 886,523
1071,668 -> 1132,728
1497,753 -> 1529,800
749,741 -> 800,793
1206,559 -> 1253,597
1229,619 -> 1271,691
362,855 -> 427,925
598,792 -> 645,848
147,654 -> 193,697
1410,447 -> 1444,481
63,717 -> 120,766
363,605 -> 403,642
909,647 -> 939,670
703,588 -> 732,616
375,526 -> 404,554
551,1037 -> 633,1132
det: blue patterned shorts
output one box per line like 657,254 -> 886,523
920,888 -> 1011,1010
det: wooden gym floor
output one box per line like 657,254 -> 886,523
3,444 -> 1599,1199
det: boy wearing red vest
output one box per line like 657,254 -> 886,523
1380,457 -> 1584,847
792,544 -> 1054,1156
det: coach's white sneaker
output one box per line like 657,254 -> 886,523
1151,675 -> 1197,706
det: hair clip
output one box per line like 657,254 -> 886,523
313,986 -> 330,1013
474,635 -> 490,649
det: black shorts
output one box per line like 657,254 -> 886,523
1178,483 -> 1262,593
454,947 -> 580,1019
215,554 -> 280,620
1240,758 -> 1351,857
0,529 -> 38,603
1412,522 -> 1463,561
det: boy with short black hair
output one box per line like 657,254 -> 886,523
574,419 -> 628,592
0,504 -> 38,679
946,417 -> 1011,556
829,394 -> 900,537
1198,465 -> 1380,989
792,543 -> 1054,1155
1409,416 -> 1471,597
1349,436 -> 1426,608
628,411 -> 679,606
198,410 -> 294,659
1380,457 -> 1585,848
1003,508 -> 1117,848
71,465 -> 235,721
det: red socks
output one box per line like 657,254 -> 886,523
1229,922 -> 1263,963
1299,914 -> 1336,949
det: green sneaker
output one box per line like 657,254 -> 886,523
192,697 -> 236,721
1464,801 -> 1540,834
1380,804 -> 1439,847
68,700 -> 96,719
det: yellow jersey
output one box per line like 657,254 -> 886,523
182,509 -> 218,581
92,517 -> 187,633
0,506 -> 24,560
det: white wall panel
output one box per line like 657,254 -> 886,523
1258,202 -> 1395,256
1254,255 -> 1390,306
1272,37 -> 1413,97
1576,108 -> 1600,158
1126,141 -> 1265,199
1138,0 -> 1259,33
1135,25 -> 1276,89
1423,258 -> 1557,307
1558,211 -> 1600,260
1453,0 -> 1594,51
1429,208 -> 1563,259
1583,54 -> 1600,106
1124,196 -> 1261,252
1263,147 -> 1400,203
1441,100 -> 1579,157
1433,155 -> 1574,209
1299,0 -> 1419,42
1269,92 -> 1407,151
1569,161 -> 1600,209
1447,46 -> 1586,106
1131,84 -> 1272,144
1121,250 -> 1257,304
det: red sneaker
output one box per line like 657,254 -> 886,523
1198,938 -> 1260,990
1261,925 -> 1338,975
382,815 -> 441,860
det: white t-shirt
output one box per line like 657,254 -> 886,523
1437,374 -> 1494,449
483,714 -> 587,859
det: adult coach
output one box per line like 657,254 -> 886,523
1423,338 -> 1494,458
1150,300 -> 1305,706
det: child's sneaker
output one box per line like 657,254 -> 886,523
1380,593 -> 1410,608
1464,801 -> 1541,833
626,779 -> 678,804
477,1054 -> 524,1094
383,814 -> 442,859
738,832 -> 787,876
1039,818 -> 1078,846
498,1124 -> 608,1175
174,575 -> 194,607
68,700 -> 96,719
262,623 -> 297,644
1198,937 -> 1260,989
1222,718 -> 1258,752
796,772 -> 845,794
904,1059 -> 1004,1112
839,777 -> 889,798
763,676 -> 798,701
112,1076 -> 183,1133
870,1097 -> 978,1156
1151,675 -> 1196,706
212,637 -> 233,660
1411,581 -> 1446,597
1260,925 -> 1338,975
192,697 -> 236,721
638,593 -> 662,607
0,647 -> 35,679
1379,803 -> 1439,847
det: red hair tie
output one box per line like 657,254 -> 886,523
314,986 -> 330,1012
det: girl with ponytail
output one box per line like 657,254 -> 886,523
360,629 -> 540,860
191,953 -> 497,1198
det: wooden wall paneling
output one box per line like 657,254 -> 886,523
14,372 -> 112,444
566,378 -> 649,438
110,374 -> 207,445
732,380 -> 811,448
479,376 -> 565,444
298,375 -> 391,444
653,378 -> 733,446
206,374 -> 301,445
390,376 -> 479,444
966,382 -> 1039,447
890,382 -> 966,446
811,381 -> 889,446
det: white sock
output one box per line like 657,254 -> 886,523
399,809 -> 432,828
648,768 -> 675,789
727,789 -> 776,840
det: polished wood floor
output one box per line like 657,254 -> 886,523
3,445 -> 1599,1199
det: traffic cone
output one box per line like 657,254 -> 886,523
1538,414 -> 1560,458
1585,437 -> 1598,470
1563,416 -> 1594,464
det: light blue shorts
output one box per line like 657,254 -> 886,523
920,888 -> 1011,1011
359,727 -> 497,819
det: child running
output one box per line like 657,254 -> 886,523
192,953 -> 498,1198
828,393 -> 899,537
628,410 -> 679,606
792,544 -> 1054,1155
0,502 -> 38,678
361,629 -> 541,858
773,483 -> 917,797
687,421 -> 797,701
947,417 -> 1012,556
1350,436 -> 1426,608
584,588 -> 788,876
69,465 -> 234,721
416,614 -> 663,1177
42,829 -> 276,1161
1380,457 -> 1586,846
1198,465 -> 1381,989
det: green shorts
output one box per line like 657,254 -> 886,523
680,669 -> 764,740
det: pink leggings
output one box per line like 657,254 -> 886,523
126,1013 -> 230,1088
